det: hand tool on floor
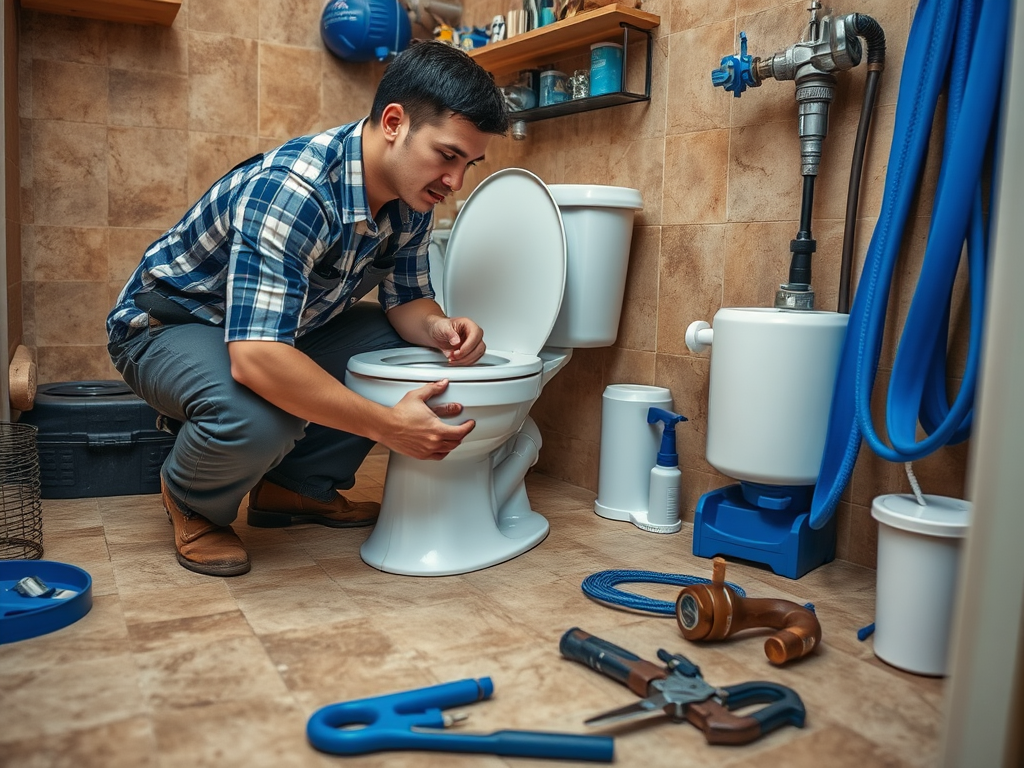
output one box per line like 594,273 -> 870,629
675,557 -> 822,665
560,627 -> 806,745
306,677 -> 614,761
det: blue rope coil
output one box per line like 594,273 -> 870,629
581,570 -> 747,616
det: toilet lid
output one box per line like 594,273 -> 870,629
443,168 -> 566,357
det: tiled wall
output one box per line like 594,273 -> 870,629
17,0 -> 385,382
455,0 -> 972,567
5,0 -> 21,358
17,0 -> 971,567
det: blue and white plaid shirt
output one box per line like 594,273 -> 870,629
107,119 -> 434,345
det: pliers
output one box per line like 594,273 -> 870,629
560,627 -> 806,745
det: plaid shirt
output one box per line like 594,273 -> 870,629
107,119 -> 434,345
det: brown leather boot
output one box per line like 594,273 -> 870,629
162,480 -> 251,577
246,479 -> 380,529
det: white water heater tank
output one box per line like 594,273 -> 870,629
699,307 -> 848,486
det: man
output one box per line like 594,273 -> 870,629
106,41 -> 509,577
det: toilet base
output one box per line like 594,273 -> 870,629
360,453 -> 549,576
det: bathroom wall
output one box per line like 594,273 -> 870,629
17,0 -> 383,383
5,0 -> 21,359
17,0 -> 971,567
454,0 -> 972,567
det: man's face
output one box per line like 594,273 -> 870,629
386,111 -> 492,214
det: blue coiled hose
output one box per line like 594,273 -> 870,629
810,0 -> 1010,529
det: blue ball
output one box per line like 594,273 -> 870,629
321,0 -> 412,63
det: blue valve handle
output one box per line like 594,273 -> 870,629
307,677 -> 614,762
711,31 -> 760,97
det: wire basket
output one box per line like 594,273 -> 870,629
0,422 -> 43,560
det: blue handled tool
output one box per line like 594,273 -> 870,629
561,628 -> 806,745
306,677 -> 614,761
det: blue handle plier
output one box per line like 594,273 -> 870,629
307,677 -> 614,761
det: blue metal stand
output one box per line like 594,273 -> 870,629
692,483 -> 836,579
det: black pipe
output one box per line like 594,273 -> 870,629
838,15 -> 886,313
787,175 -> 816,289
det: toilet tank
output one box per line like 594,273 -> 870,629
545,185 -> 643,348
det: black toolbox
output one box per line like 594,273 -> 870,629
20,381 -> 174,498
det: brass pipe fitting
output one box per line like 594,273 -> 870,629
675,557 -> 822,666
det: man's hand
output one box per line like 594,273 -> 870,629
383,379 -> 475,460
386,299 -> 486,367
427,315 -> 485,366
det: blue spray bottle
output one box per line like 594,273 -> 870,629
638,408 -> 687,534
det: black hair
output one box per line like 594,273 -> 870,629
370,40 -> 509,136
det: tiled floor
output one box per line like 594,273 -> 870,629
1,452 -> 944,767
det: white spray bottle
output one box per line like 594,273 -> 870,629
637,407 -> 686,534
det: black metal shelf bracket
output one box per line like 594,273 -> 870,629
509,22 -> 654,124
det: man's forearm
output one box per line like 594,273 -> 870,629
385,298 -> 448,347
227,339 -> 391,441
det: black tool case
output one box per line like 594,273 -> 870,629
19,381 -> 174,498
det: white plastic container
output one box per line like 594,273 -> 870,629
704,308 -> 848,485
595,385 -> 672,521
871,493 -> 971,676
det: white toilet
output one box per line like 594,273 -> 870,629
345,168 -> 643,575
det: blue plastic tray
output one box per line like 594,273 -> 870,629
0,560 -> 93,644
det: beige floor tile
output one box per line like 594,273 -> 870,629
1,462 -> 947,767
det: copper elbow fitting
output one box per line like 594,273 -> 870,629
675,557 -> 822,665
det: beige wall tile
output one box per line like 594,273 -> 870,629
106,22 -> 188,74
36,343 -> 120,383
25,225 -> 108,282
658,224 -> 725,355
7,281 -> 23,349
532,347 -> 605,445
663,129 -> 729,225
108,126 -> 189,229
617,224 -> 659,352
19,117 -> 32,223
189,0 -> 259,38
19,10 -> 108,66
608,136 -> 665,226
109,69 -> 189,130
186,131 -> 260,201
321,55 -> 377,128
259,0 -> 325,49
32,120 -> 107,226
726,120 -> 801,221
258,43 -> 322,140
669,0 -> 736,33
31,280 -> 110,346
604,347 -> 656,386
666,21 -> 733,135
188,32 -> 258,134
721,220 -> 793,307
32,59 -> 108,124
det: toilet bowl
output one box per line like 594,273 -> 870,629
345,168 -> 642,575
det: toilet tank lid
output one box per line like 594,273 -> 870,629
547,184 -> 643,210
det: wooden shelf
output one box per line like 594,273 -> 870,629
19,0 -> 181,26
468,5 -> 659,76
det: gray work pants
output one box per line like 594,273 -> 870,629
107,303 -> 409,525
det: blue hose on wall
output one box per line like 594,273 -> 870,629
809,0 -> 1010,530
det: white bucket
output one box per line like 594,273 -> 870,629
871,493 -> 971,676
595,385 -> 672,521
